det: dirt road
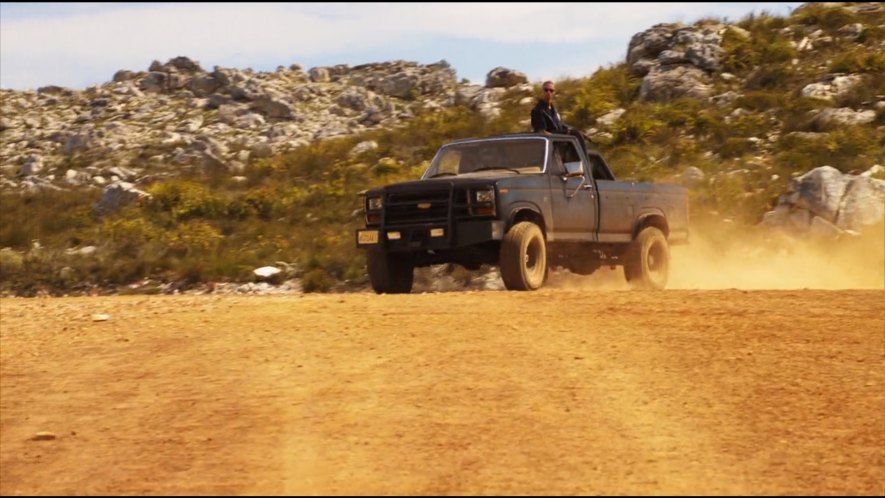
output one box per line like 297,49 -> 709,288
1,290 -> 883,495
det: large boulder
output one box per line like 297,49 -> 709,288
93,181 -> 152,217
836,177 -> 885,231
761,166 -> 885,235
813,108 -> 877,127
790,166 -> 850,223
485,67 -> 528,88
627,22 -> 727,102
800,74 -> 864,101
627,23 -> 683,66
639,64 -> 712,101
161,56 -> 204,74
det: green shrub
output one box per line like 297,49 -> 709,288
169,220 -> 223,254
745,65 -> 795,90
147,180 -> 224,220
302,268 -> 332,293
175,259 -> 208,287
773,150 -> 815,172
791,4 -> 859,32
729,114 -> 769,137
239,188 -> 280,220
566,65 -> 642,129
718,138 -> 755,158
100,217 -> 165,250
342,257 -> 368,283
778,96 -> 830,132
651,99 -> 704,127
0,189 -> 98,250
721,26 -> 759,74
372,157 -> 401,176
829,51 -> 885,75
735,91 -> 787,111
0,248 -> 24,278
724,9 -> 800,77
609,106 -> 665,145
759,40 -> 797,65
774,127 -> 882,173
746,10 -> 787,31
856,25 -> 884,44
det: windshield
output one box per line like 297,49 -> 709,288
423,138 -> 547,178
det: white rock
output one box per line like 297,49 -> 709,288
31,432 -> 57,441
860,165 -> 883,178
253,266 -> 282,278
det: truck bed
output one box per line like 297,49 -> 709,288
596,180 -> 689,244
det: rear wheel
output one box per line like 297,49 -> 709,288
624,226 -> 669,289
367,250 -> 414,294
499,222 -> 547,291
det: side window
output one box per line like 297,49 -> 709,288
587,154 -> 615,180
548,146 -> 564,175
558,141 -> 581,164
552,141 -> 582,176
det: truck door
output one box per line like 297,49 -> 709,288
548,139 -> 598,241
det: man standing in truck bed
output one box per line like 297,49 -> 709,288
531,80 -> 589,153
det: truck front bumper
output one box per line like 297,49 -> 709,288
356,220 -> 505,252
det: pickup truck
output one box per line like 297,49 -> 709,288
356,133 -> 689,293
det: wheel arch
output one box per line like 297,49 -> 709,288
633,211 -> 668,239
507,205 -> 546,238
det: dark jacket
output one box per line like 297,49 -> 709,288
531,100 -> 568,134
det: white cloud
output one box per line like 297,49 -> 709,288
0,2 -> 801,89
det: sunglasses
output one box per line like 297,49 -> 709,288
543,88 -> 555,93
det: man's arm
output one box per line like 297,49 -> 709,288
530,106 -> 546,133
532,106 -> 544,133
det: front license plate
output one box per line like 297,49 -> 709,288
358,230 -> 379,245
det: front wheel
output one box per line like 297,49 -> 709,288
624,226 -> 670,289
499,222 -> 547,291
366,250 -> 414,294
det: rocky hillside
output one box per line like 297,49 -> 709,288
614,2 -> 884,236
0,2 -> 882,296
0,59 -> 528,192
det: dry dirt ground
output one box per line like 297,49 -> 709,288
1,290 -> 883,495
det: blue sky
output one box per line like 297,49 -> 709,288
0,2 -> 803,90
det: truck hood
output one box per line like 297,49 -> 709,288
366,172 -> 522,196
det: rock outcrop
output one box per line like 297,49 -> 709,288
1,59 -> 532,195
761,166 -> 885,235
628,22 -> 729,101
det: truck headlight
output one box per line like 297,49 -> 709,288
367,196 -> 383,210
475,188 -> 495,203
471,188 -> 496,217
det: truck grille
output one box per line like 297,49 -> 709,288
384,188 -> 470,226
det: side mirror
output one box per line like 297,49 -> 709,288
564,161 -> 584,178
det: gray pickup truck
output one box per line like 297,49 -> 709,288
356,133 -> 689,293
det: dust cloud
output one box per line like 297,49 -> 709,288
548,221 -> 885,290
669,221 -> 885,289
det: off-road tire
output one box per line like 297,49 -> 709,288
367,250 -> 414,294
499,222 -> 547,291
624,226 -> 670,289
